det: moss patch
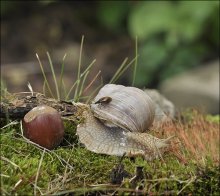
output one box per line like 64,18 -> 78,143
0,111 -> 219,195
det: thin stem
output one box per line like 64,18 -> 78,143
77,71 -> 89,102
36,53 -> 54,98
113,56 -> 138,83
62,80 -> 67,101
86,79 -> 103,104
47,52 -> 60,100
43,81 -> 46,96
74,35 -> 84,100
34,149 -> 45,196
59,53 -> 67,100
83,70 -> 101,93
65,59 -> 96,100
109,57 -> 128,84
132,36 -> 138,86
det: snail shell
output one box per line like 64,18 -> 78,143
91,84 -> 155,132
76,84 -> 172,160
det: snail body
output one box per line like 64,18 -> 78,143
77,84 -> 172,160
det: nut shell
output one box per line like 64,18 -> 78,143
22,105 -> 64,150
91,84 -> 155,132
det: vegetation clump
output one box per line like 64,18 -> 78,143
0,110 -> 219,195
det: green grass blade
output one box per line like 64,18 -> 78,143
109,57 -> 128,84
85,80 -> 103,104
80,59 -> 96,77
43,80 -> 46,96
77,71 -> 90,102
36,53 -> 54,98
65,59 -> 96,100
74,59 -> 96,101
62,80 -> 67,101
59,53 -> 67,100
74,35 -> 84,100
65,81 -> 77,101
111,56 -> 138,84
47,52 -> 60,100
132,36 -> 138,86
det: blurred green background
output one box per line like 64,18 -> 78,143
1,0 -> 219,89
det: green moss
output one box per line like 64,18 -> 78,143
192,166 -> 220,195
0,116 -> 219,195
206,114 -> 220,124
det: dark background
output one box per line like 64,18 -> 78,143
1,1 -> 219,112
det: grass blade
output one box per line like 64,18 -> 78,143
77,71 -> 89,102
132,36 -> 138,86
62,80 -> 67,100
83,70 -> 101,93
86,78 -> 103,104
43,81 -> 46,96
65,59 -> 96,100
59,53 -> 67,100
36,53 -> 54,98
113,56 -> 138,84
27,82 -> 34,96
34,149 -> 45,196
47,52 -> 60,100
109,57 -> 128,84
74,35 -> 84,101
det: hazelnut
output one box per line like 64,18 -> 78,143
22,105 -> 64,149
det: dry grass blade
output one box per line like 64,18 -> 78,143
159,110 -> 219,166
83,70 -> 101,94
27,82 -> 34,96
34,149 -> 45,196
1,120 -> 19,129
85,79 -> 103,104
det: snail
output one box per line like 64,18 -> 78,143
76,84 -> 173,160
91,84 -> 155,132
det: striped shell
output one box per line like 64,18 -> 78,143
90,84 -> 155,132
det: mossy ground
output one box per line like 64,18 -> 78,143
0,111 -> 219,195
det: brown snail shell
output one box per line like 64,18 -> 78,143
91,84 -> 155,132
76,84 -> 172,160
